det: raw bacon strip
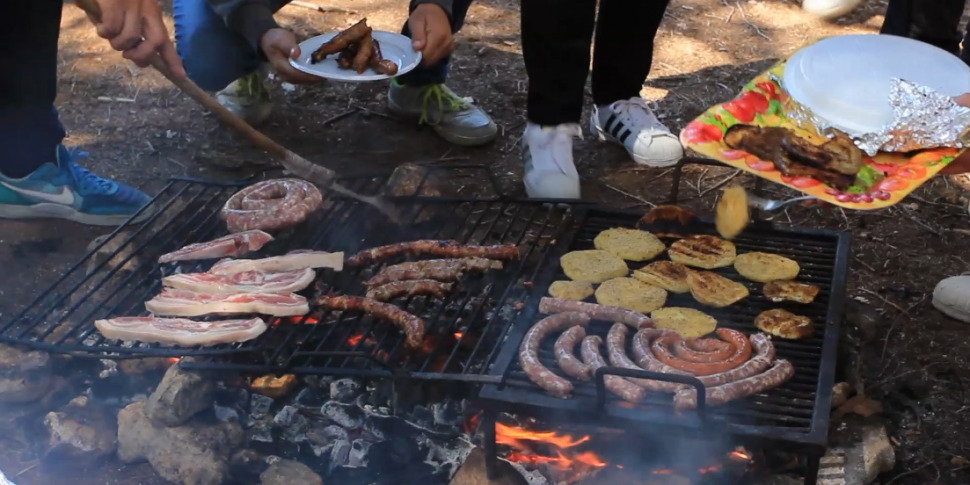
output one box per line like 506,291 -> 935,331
673,360 -> 796,411
519,312 -> 590,398
209,250 -> 344,275
347,240 -> 520,266
162,268 -> 316,294
314,296 -> 426,350
158,230 -> 274,264
363,258 -> 503,287
94,316 -> 267,346
145,289 -> 308,317
365,280 -> 453,302
539,297 -> 653,328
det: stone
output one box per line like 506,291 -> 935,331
250,393 -> 275,419
260,457 -> 323,485
43,395 -> 117,463
831,381 -> 852,408
0,344 -> 51,403
118,357 -> 174,376
214,405 -> 240,423
320,401 -> 363,429
229,449 -> 269,482
348,439 -> 372,468
117,401 -> 243,485
449,448 -> 526,485
433,400 -> 463,427
329,378 -> 361,403
251,374 -> 299,399
146,359 -> 214,427
861,425 -> 895,483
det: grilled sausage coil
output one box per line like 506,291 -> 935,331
673,359 -> 795,411
607,324 -> 686,392
538,297 -> 654,328
221,179 -> 323,234
553,325 -> 591,380
518,312 -> 591,398
673,330 -> 740,363
580,335 -> 646,403
651,329 -> 752,376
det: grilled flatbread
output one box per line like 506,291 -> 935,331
755,309 -> 814,339
593,227 -> 665,262
595,277 -> 667,314
633,261 -> 690,293
715,186 -> 749,240
734,252 -> 800,283
764,280 -> 820,304
650,307 -> 717,339
548,280 -> 595,301
668,235 -> 736,269
560,250 -> 629,283
686,270 -> 749,307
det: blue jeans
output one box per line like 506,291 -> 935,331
173,0 -> 472,91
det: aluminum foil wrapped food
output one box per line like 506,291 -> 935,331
782,75 -> 970,155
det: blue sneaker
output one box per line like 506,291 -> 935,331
0,145 -> 152,226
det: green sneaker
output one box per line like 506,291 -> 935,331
387,81 -> 498,147
216,70 -> 272,126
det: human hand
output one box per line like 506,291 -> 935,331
408,3 -> 454,65
87,0 -> 186,78
954,93 -> 970,108
259,28 -> 324,84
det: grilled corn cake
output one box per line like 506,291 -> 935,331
593,227 -> 666,261
560,249 -> 629,283
594,277 -> 667,313
686,270 -> 749,307
734,252 -> 800,283
650,307 -> 718,339
668,235 -> 737,269
755,309 -> 814,339
763,280 -> 820,304
715,185 -> 750,240
548,280 -> 595,301
633,261 -> 690,293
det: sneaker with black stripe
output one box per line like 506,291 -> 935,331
591,97 -> 684,167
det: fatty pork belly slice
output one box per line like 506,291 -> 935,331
94,316 -> 267,347
157,230 -> 274,264
209,250 -> 344,275
162,268 -> 316,294
145,288 -> 309,317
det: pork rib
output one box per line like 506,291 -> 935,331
209,250 -> 344,275
145,288 -> 309,317
95,316 -> 267,346
162,268 -> 316,294
158,230 -> 274,264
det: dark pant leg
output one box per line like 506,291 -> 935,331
881,0 -> 966,57
397,0 -> 474,86
591,0 -> 671,106
0,1 -> 65,178
522,0 -> 597,125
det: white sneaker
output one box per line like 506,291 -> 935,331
932,275 -> 970,323
801,0 -> 863,20
591,98 -> 683,167
522,123 -> 582,199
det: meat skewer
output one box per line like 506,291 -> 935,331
145,289 -> 309,317
580,335 -> 646,403
162,268 -> 316,294
311,19 -> 371,62
314,295 -> 426,350
363,257 -> 503,287
518,312 -> 590,398
553,325 -> 591,380
673,360 -> 796,411
606,324 -> 685,392
95,316 -> 267,347
158,230 -> 274,264
651,329 -> 752,376
539,297 -> 653,328
365,279 -> 453,302
347,240 -> 520,266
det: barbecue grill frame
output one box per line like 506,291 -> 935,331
476,206 -> 850,485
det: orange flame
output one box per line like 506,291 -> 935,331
277,316 -> 320,325
454,332 -> 464,340
166,357 -> 181,365
495,423 -> 605,480
495,423 -> 590,449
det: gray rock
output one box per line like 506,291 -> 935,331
348,439 -> 372,468
118,401 -> 243,485
250,393 -> 274,420
229,449 -> 268,481
329,378 -> 361,403
146,359 -> 214,427
248,420 -> 275,445
0,344 -> 51,403
43,395 -> 117,463
329,438 -> 351,471
308,424 -> 348,447
320,401 -> 362,429
260,457 -> 323,485
272,405 -> 299,428
213,405 -> 239,423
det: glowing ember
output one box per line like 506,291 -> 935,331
453,332 -> 463,340
166,357 -> 181,365
347,334 -> 364,346
496,423 -> 605,482
276,316 -> 320,325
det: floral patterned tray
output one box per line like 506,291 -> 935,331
679,60 -> 962,210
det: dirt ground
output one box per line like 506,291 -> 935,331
2,0 -> 970,484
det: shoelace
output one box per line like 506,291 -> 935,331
418,84 -> 470,126
612,98 -> 666,133
65,149 -> 116,194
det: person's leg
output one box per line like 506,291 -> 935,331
587,0 -> 682,167
881,0 -> 965,56
388,0 -> 497,147
0,1 -> 153,225
173,0 -> 277,124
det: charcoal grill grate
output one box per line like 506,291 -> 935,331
478,208 -> 849,455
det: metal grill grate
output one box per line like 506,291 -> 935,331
478,208 -> 850,450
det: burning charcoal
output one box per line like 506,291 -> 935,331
348,439 -> 373,468
329,438 -> 352,471
214,404 -> 240,424
251,374 -> 299,399
330,378 -> 362,403
250,393 -> 275,420
307,424 -> 347,457
366,380 -> 395,408
43,395 -> 118,463
362,416 -> 390,441
432,400 -> 462,428
230,449 -> 269,482
146,358 -> 215,427
248,420 -> 275,445
260,456 -> 323,485
273,405 -> 300,428
117,401 -> 243,485
409,405 -> 435,429
0,344 -> 51,403
321,401 -> 364,429
274,405 -> 309,443
293,387 -> 325,407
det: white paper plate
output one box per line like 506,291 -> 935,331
783,34 -> 970,134
289,30 -> 422,82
